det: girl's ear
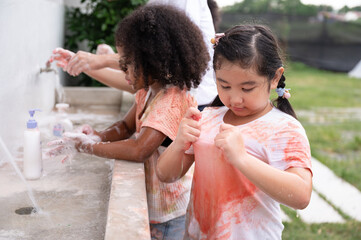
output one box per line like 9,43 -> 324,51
147,75 -> 154,85
270,67 -> 284,89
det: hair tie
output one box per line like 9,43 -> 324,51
276,88 -> 291,99
211,33 -> 225,48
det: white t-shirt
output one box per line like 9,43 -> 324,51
148,0 -> 218,106
185,106 -> 312,239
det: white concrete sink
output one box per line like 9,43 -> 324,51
0,87 -> 149,240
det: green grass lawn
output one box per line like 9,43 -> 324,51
281,205 -> 361,240
280,62 -> 361,190
281,62 -> 361,109
274,62 -> 361,239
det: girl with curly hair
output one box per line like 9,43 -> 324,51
49,4 -> 209,239
51,0 -> 218,110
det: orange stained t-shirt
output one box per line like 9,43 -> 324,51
184,106 -> 312,240
135,86 -> 197,224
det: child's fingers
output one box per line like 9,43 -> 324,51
52,48 -> 66,58
62,132 -> 85,140
77,124 -> 94,135
96,44 -> 115,55
183,124 -> 201,139
219,123 -> 234,132
214,138 -> 225,150
65,55 -> 78,74
184,107 -> 202,121
52,47 -> 63,54
179,117 -> 201,135
214,125 -> 235,147
61,155 -> 69,164
69,60 -> 90,76
55,60 -> 68,69
53,48 -> 74,57
47,139 -> 66,146
185,132 -> 200,143
46,145 -> 65,157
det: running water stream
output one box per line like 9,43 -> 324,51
0,136 -> 41,213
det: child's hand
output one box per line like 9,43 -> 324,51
61,132 -> 93,154
76,124 -> 95,135
65,51 -> 94,76
46,137 -> 76,163
214,123 -> 246,168
174,107 -> 202,151
96,44 -> 115,55
46,129 -> 101,163
49,48 -> 75,70
76,124 -> 104,142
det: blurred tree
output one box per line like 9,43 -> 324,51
224,0 -> 318,16
339,5 -> 361,13
64,0 -> 147,86
65,0 -> 147,52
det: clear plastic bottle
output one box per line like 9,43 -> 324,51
51,103 -> 73,137
23,109 -> 42,180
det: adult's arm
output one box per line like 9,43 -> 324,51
51,48 -> 135,93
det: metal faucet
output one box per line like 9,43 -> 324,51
40,60 -> 57,74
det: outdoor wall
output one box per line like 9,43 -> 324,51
0,0 -> 64,155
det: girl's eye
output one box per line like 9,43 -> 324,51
120,65 -> 128,72
119,57 -> 134,73
221,85 -> 230,89
242,88 -> 254,92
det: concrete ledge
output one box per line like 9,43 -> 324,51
62,87 -> 123,107
105,161 -> 151,240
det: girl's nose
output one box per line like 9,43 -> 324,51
230,93 -> 243,106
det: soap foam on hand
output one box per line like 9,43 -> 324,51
62,131 -> 101,147
46,126 -> 101,163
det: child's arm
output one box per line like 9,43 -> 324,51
74,103 -> 166,162
50,48 -> 135,93
83,68 -> 135,93
215,123 -> 312,210
65,51 -> 136,92
97,103 -> 137,142
88,126 -> 167,162
156,107 -> 201,182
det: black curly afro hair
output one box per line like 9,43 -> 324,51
115,4 -> 210,90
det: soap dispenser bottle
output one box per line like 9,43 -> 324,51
23,109 -> 42,180
52,103 -> 73,137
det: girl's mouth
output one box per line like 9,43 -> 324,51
125,77 -> 132,85
232,106 -> 245,112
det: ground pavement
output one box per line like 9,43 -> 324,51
281,157 -> 361,223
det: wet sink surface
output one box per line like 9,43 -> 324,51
0,106 -> 121,240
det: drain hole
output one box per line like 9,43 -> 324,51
15,207 -> 37,215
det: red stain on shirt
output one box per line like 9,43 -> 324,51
192,140 -> 258,237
